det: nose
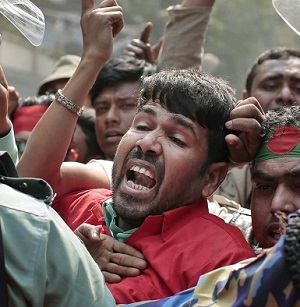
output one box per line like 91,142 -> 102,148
105,104 -> 120,124
276,85 -> 295,106
135,130 -> 163,155
270,185 -> 297,215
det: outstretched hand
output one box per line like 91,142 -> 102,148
122,22 -> 163,64
225,97 -> 265,164
80,0 -> 124,65
75,223 -> 147,283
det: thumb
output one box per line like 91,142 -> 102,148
75,223 -> 101,241
140,22 -> 153,43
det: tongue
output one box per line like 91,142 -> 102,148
135,172 -> 155,188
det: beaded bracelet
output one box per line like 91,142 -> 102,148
55,89 -> 84,116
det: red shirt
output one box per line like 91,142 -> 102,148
53,189 -> 255,304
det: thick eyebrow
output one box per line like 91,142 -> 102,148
251,169 -> 274,181
252,168 -> 300,180
261,74 -> 283,82
261,74 -> 300,83
287,169 -> 300,178
139,106 -> 196,136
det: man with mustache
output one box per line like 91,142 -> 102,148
215,47 -> 300,208
121,106 -> 300,306
20,64 -> 260,303
18,0 -> 262,303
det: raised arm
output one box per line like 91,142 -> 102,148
157,0 -> 215,69
0,66 -> 19,165
121,0 -> 215,70
17,0 -> 124,196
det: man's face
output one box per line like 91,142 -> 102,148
249,58 -> 300,111
111,102 -> 213,230
251,158 -> 300,248
93,80 -> 140,160
42,79 -> 69,94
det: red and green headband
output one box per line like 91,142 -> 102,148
255,125 -> 300,164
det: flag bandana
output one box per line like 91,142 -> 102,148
255,125 -> 300,164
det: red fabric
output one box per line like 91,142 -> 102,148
52,188 -> 112,231
13,105 -> 48,134
53,190 -> 255,304
268,126 -> 300,155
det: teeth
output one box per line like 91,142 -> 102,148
130,166 -> 153,178
127,180 -> 150,190
272,231 -> 281,240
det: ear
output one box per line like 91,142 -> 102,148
242,89 -> 249,100
201,162 -> 228,198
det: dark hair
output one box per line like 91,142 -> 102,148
250,105 -> 300,170
76,108 -> 104,160
90,57 -> 157,105
139,68 -> 236,166
260,105 -> 300,137
245,47 -> 300,95
19,93 -> 55,107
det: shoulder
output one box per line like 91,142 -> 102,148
87,159 -> 113,187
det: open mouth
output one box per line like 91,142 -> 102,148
270,229 -> 282,240
268,223 -> 285,241
126,166 -> 156,190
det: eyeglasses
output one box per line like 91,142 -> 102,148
15,138 -> 27,154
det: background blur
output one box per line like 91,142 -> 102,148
0,0 -> 299,99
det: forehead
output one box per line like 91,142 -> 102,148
96,80 -> 140,101
137,102 -> 204,136
253,157 -> 300,179
253,58 -> 300,83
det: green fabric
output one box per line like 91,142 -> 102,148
103,199 -> 137,243
255,124 -> 300,164
1,183 -> 116,306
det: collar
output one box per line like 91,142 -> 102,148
103,199 -> 137,243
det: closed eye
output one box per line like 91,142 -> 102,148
253,183 -> 273,191
169,136 -> 186,147
135,124 -> 151,132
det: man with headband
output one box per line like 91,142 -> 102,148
120,106 -> 300,306
250,105 -> 300,249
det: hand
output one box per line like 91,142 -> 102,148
75,223 -> 147,283
0,66 -> 11,136
80,0 -> 124,66
225,97 -> 265,164
7,86 -> 20,117
122,22 -> 162,64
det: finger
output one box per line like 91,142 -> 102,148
130,38 -> 148,49
102,271 -> 122,283
104,261 -> 144,277
233,97 -> 264,115
225,118 -> 262,134
94,6 -> 124,37
126,44 -> 146,59
110,252 -> 147,270
111,11 -> 124,37
74,223 -> 101,240
113,240 -> 145,260
81,0 -> 94,16
122,50 -> 136,58
128,38 -> 154,63
140,22 -> 153,43
0,66 -> 9,90
226,135 -> 251,163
